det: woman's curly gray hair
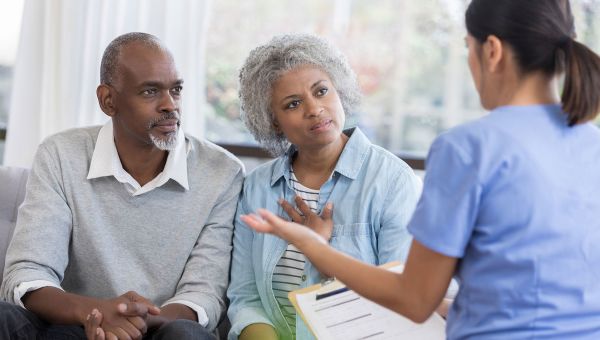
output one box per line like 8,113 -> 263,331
239,34 -> 362,156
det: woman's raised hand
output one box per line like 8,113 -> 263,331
279,196 -> 334,241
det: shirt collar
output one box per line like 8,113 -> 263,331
269,127 -> 371,186
333,127 -> 371,179
87,120 -> 190,191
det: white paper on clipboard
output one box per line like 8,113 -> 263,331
294,264 -> 446,340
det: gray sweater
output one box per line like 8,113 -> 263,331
0,126 -> 244,331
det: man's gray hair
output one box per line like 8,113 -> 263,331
100,32 -> 167,85
239,34 -> 362,156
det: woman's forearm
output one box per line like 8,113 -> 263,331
242,210 -> 457,323
297,235 -> 456,322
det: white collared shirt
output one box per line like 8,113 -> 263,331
87,120 -> 191,195
16,121 -> 209,326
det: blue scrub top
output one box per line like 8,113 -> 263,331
408,104 -> 600,339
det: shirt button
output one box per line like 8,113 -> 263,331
301,275 -> 307,282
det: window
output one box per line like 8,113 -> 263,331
204,0 -> 600,159
1,1 -> 599,166
0,0 -> 24,164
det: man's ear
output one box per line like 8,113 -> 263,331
96,84 -> 116,117
483,35 -> 504,73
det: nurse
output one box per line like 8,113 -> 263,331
241,0 -> 600,338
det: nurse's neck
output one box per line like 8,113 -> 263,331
503,71 -> 561,108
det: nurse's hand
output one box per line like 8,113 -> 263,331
241,209 -> 328,249
279,196 -> 334,241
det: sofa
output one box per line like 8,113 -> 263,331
0,166 -> 29,282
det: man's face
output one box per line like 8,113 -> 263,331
109,43 -> 183,150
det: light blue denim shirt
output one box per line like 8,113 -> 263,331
227,127 -> 422,340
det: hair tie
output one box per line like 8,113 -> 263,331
557,36 -> 573,50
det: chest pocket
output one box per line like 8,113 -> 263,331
330,222 -> 377,264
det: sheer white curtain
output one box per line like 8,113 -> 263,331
4,0 -> 212,167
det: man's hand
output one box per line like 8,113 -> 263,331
87,291 -> 161,340
144,303 -> 199,331
84,294 -> 200,339
279,196 -> 334,241
85,309 -> 105,340
117,291 -> 161,331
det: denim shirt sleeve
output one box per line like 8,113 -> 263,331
378,168 -> 422,264
227,193 -> 275,339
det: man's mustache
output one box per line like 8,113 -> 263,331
148,112 -> 180,129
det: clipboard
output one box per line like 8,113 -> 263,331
288,262 -> 402,335
288,261 -> 446,339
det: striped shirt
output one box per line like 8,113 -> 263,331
272,170 -> 319,334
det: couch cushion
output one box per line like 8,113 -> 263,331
0,166 -> 29,281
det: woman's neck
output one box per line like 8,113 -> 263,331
504,72 -> 561,107
292,133 -> 348,190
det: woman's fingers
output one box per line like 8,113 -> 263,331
242,209 -> 292,236
244,208 -> 328,247
294,195 -> 313,218
241,213 -> 274,233
279,198 -> 303,222
257,208 -> 289,227
321,202 -> 333,220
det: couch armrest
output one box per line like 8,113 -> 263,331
0,166 -> 29,281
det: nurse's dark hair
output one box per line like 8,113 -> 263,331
466,0 -> 600,126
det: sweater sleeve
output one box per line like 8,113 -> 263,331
162,167 -> 244,331
1,144 -> 73,303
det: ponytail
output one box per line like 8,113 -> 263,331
466,0 -> 600,127
561,40 -> 600,126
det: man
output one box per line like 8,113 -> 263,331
0,32 -> 244,339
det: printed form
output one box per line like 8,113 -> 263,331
295,265 -> 446,339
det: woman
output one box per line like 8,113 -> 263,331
242,1 -> 600,339
227,34 -> 423,340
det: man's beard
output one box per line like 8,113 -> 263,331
148,112 -> 180,151
150,132 -> 178,150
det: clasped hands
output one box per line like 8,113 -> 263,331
84,197 -> 331,340
84,291 -> 161,340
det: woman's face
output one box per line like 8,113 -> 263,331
270,65 -> 346,151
